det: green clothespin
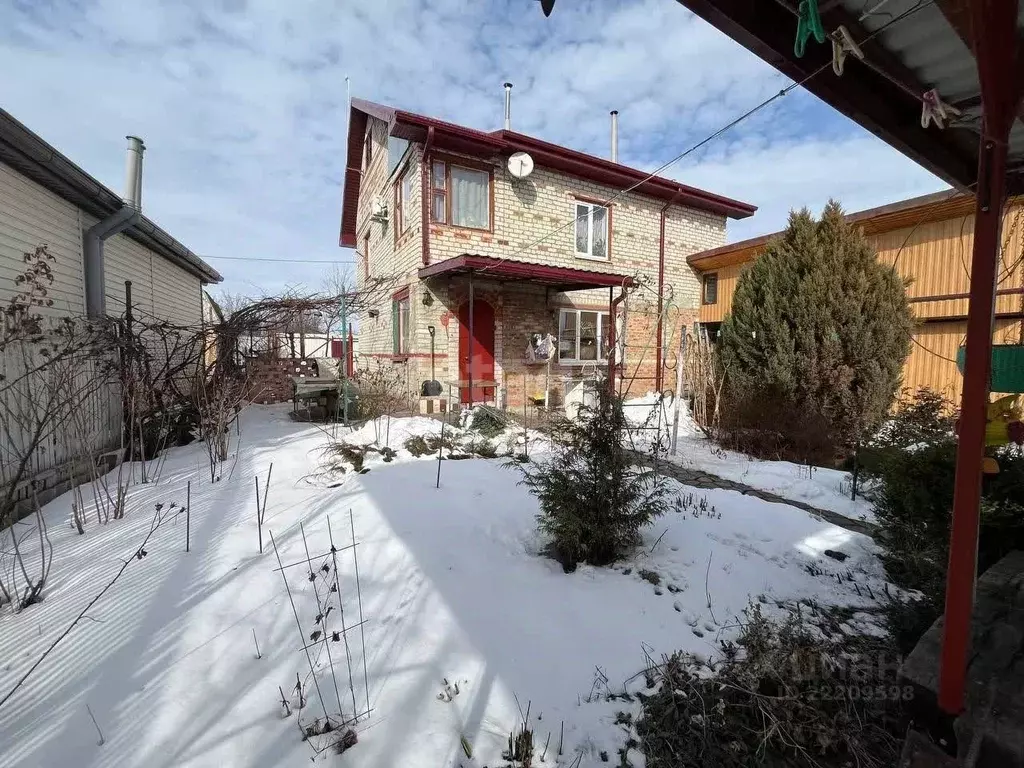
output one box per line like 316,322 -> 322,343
795,0 -> 826,57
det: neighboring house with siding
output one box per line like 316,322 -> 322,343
689,191 -> 1024,403
339,98 -> 755,408
0,107 -> 221,506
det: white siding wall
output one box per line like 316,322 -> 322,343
1,159 -> 205,503
91,218 -> 202,325
0,160 -> 86,314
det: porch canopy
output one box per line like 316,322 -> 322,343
419,254 -> 633,407
417,254 -> 635,292
671,0 -> 1023,717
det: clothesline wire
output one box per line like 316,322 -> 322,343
470,0 -> 936,280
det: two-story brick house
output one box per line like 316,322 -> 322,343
339,98 -> 755,409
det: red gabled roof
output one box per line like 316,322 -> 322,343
339,98 -> 757,248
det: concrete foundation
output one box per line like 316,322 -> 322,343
900,550 -> 1024,766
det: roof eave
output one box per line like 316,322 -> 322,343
340,99 -> 758,238
0,108 -> 222,284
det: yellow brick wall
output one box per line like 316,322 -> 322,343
353,135 -> 727,404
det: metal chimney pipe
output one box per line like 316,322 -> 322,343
610,110 -> 619,163
123,135 -> 145,210
503,82 -> 513,131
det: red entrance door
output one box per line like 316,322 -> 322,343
458,300 -> 495,404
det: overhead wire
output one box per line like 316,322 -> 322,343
471,0 -> 937,281
875,186 -> 973,367
202,255 -> 359,265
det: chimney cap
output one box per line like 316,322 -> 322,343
610,110 -> 618,115
504,82 -> 513,88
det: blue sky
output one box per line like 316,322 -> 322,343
0,0 -> 946,297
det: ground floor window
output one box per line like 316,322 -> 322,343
558,309 -> 610,363
392,289 -> 411,354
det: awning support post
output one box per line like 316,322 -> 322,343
468,271 -> 475,410
937,0 -> 1021,716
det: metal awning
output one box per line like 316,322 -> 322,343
417,255 -> 635,292
671,0 -> 1023,720
673,0 -> 1024,194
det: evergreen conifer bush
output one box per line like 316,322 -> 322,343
509,383 -> 671,570
719,201 -> 912,462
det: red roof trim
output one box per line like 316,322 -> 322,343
417,254 -> 634,290
339,99 -> 757,249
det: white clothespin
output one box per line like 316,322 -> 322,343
920,89 -> 962,129
830,25 -> 864,76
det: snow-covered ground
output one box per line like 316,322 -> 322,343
0,406 -> 890,768
625,393 -> 875,524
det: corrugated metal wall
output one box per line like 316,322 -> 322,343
697,261 -> 745,322
697,201 -> 1024,398
873,203 -> 1024,321
903,318 -> 1023,402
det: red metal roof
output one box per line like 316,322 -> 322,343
339,98 -> 757,248
417,254 -> 635,292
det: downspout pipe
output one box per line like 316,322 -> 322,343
655,193 -> 680,392
607,286 -> 627,397
84,136 -> 145,318
421,126 -> 435,267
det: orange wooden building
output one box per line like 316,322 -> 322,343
689,191 -> 1024,403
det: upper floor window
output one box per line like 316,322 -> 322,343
363,129 -> 373,170
574,202 -> 609,261
430,160 -> 491,230
558,309 -> 610,363
702,273 -> 718,305
396,169 -> 415,233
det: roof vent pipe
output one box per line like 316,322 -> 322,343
610,110 -> 619,163
503,82 -> 513,131
83,135 -> 144,317
123,135 -> 145,210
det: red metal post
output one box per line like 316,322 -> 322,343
937,0 -> 1021,715
468,272 -> 475,408
655,207 -> 667,391
421,126 -> 435,267
347,329 -> 355,377
607,287 -> 627,396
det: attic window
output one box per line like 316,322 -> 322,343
364,129 -> 373,170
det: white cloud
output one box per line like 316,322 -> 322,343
0,0 -> 944,293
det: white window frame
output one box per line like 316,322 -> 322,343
394,293 -> 411,354
430,161 -> 490,230
398,169 -> 414,233
558,309 -> 611,364
573,201 -> 609,262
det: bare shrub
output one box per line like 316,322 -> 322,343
353,363 -> 409,445
1,245 -> 114,609
637,603 -> 905,768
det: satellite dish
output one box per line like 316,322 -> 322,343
507,152 -> 535,179
539,0 -> 556,16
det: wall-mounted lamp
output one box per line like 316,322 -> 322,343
368,309 -> 380,319
427,325 -> 436,337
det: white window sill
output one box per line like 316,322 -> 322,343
558,359 -> 608,366
574,252 -> 610,263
